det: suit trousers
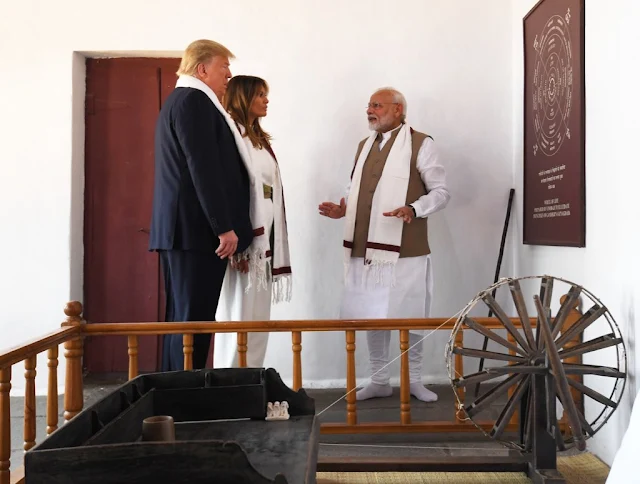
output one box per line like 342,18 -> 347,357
159,250 -> 227,371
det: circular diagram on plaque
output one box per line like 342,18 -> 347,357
532,13 -> 573,157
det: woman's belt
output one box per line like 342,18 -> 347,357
263,183 -> 273,200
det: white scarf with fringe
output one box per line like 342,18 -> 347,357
343,123 -> 412,286
263,142 -> 293,304
175,75 -> 270,292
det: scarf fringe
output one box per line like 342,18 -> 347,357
272,273 -> 293,304
362,259 -> 397,288
238,249 -> 270,294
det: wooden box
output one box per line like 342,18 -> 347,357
25,368 -> 319,483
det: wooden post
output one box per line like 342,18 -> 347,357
127,336 -> 139,380
399,330 -> 411,424
237,332 -> 248,368
47,346 -> 59,435
345,331 -> 357,425
183,334 -> 194,370
292,332 -> 302,391
0,367 -> 10,484
62,301 -> 84,422
454,330 -> 464,423
23,356 -> 37,451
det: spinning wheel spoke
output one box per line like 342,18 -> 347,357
555,384 -> 596,437
463,316 -> 527,356
465,373 -> 525,418
555,305 -> 607,348
453,369 -> 505,388
546,382 -> 566,452
490,375 -> 530,440
452,347 -> 526,364
454,365 -> 545,388
575,405 -> 596,437
558,333 -> 623,360
566,378 -> 618,408
523,392 -> 533,452
563,364 -> 625,378
509,280 -> 537,349
535,294 -> 586,451
537,276 -> 554,350
481,294 -> 531,352
550,285 -> 582,339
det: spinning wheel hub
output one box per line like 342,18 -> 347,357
530,356 -> 546,366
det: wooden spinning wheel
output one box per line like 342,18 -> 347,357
446,275 -> 627,453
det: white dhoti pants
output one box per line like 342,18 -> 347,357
213,267 -> 272,369
339,255 -> 433,384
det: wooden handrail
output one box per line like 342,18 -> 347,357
0,298 -> 584,484
0,327 -> 78,369
82,317 -> 537,335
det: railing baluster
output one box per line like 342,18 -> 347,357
0,367 -> 10,484
237,332 -> 247,368
345,330 -> 357,425
24,356 -> 37,451
128,336 -> 139,380
62,302 -> 84,422
183,334 -> 194,370
47,346 -> 59,435
399,330 -> 411,424
292,332 -> 302,391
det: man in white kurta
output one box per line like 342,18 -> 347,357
319,87 -> 450,402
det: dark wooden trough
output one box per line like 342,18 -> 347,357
24,368 -> 319,484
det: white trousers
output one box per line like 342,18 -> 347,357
340,255 -> 433,384
213,267 -> 272,369
367,331 -> 425,384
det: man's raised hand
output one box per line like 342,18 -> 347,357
383,206 -> 414,223
319,197 -> 346,219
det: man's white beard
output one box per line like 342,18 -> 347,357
368,120 -> 381,131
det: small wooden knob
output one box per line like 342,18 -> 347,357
64,301 -> 83,318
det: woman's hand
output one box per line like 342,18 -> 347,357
230,257 -> 249,273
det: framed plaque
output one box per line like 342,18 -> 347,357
523,0 -> 585,246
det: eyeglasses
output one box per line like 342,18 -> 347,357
367,102 -> 399,109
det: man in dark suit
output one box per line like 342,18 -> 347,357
149,39 -> 254,371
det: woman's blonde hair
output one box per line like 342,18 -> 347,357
177,39 -> 234,77
224,75 -> 272,149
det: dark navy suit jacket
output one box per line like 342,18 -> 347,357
149,87 -> 254,253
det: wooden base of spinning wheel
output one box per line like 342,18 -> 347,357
319,373 -> 568,482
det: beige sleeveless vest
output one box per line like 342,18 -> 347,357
350,128 -> 431,258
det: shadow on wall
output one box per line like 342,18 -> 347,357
620,291 -> 636,439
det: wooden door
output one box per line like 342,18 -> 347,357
83,57 -> 180,374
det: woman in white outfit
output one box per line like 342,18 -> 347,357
213,75 -> 292,368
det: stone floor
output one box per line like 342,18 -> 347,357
8,374 -> 582,471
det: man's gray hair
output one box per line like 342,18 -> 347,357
373,87 -> 407,122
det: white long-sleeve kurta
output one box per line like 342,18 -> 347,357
340,127 -> 450,334
213,136 -> 277,368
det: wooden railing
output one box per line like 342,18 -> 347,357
0,297 -> 582,484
